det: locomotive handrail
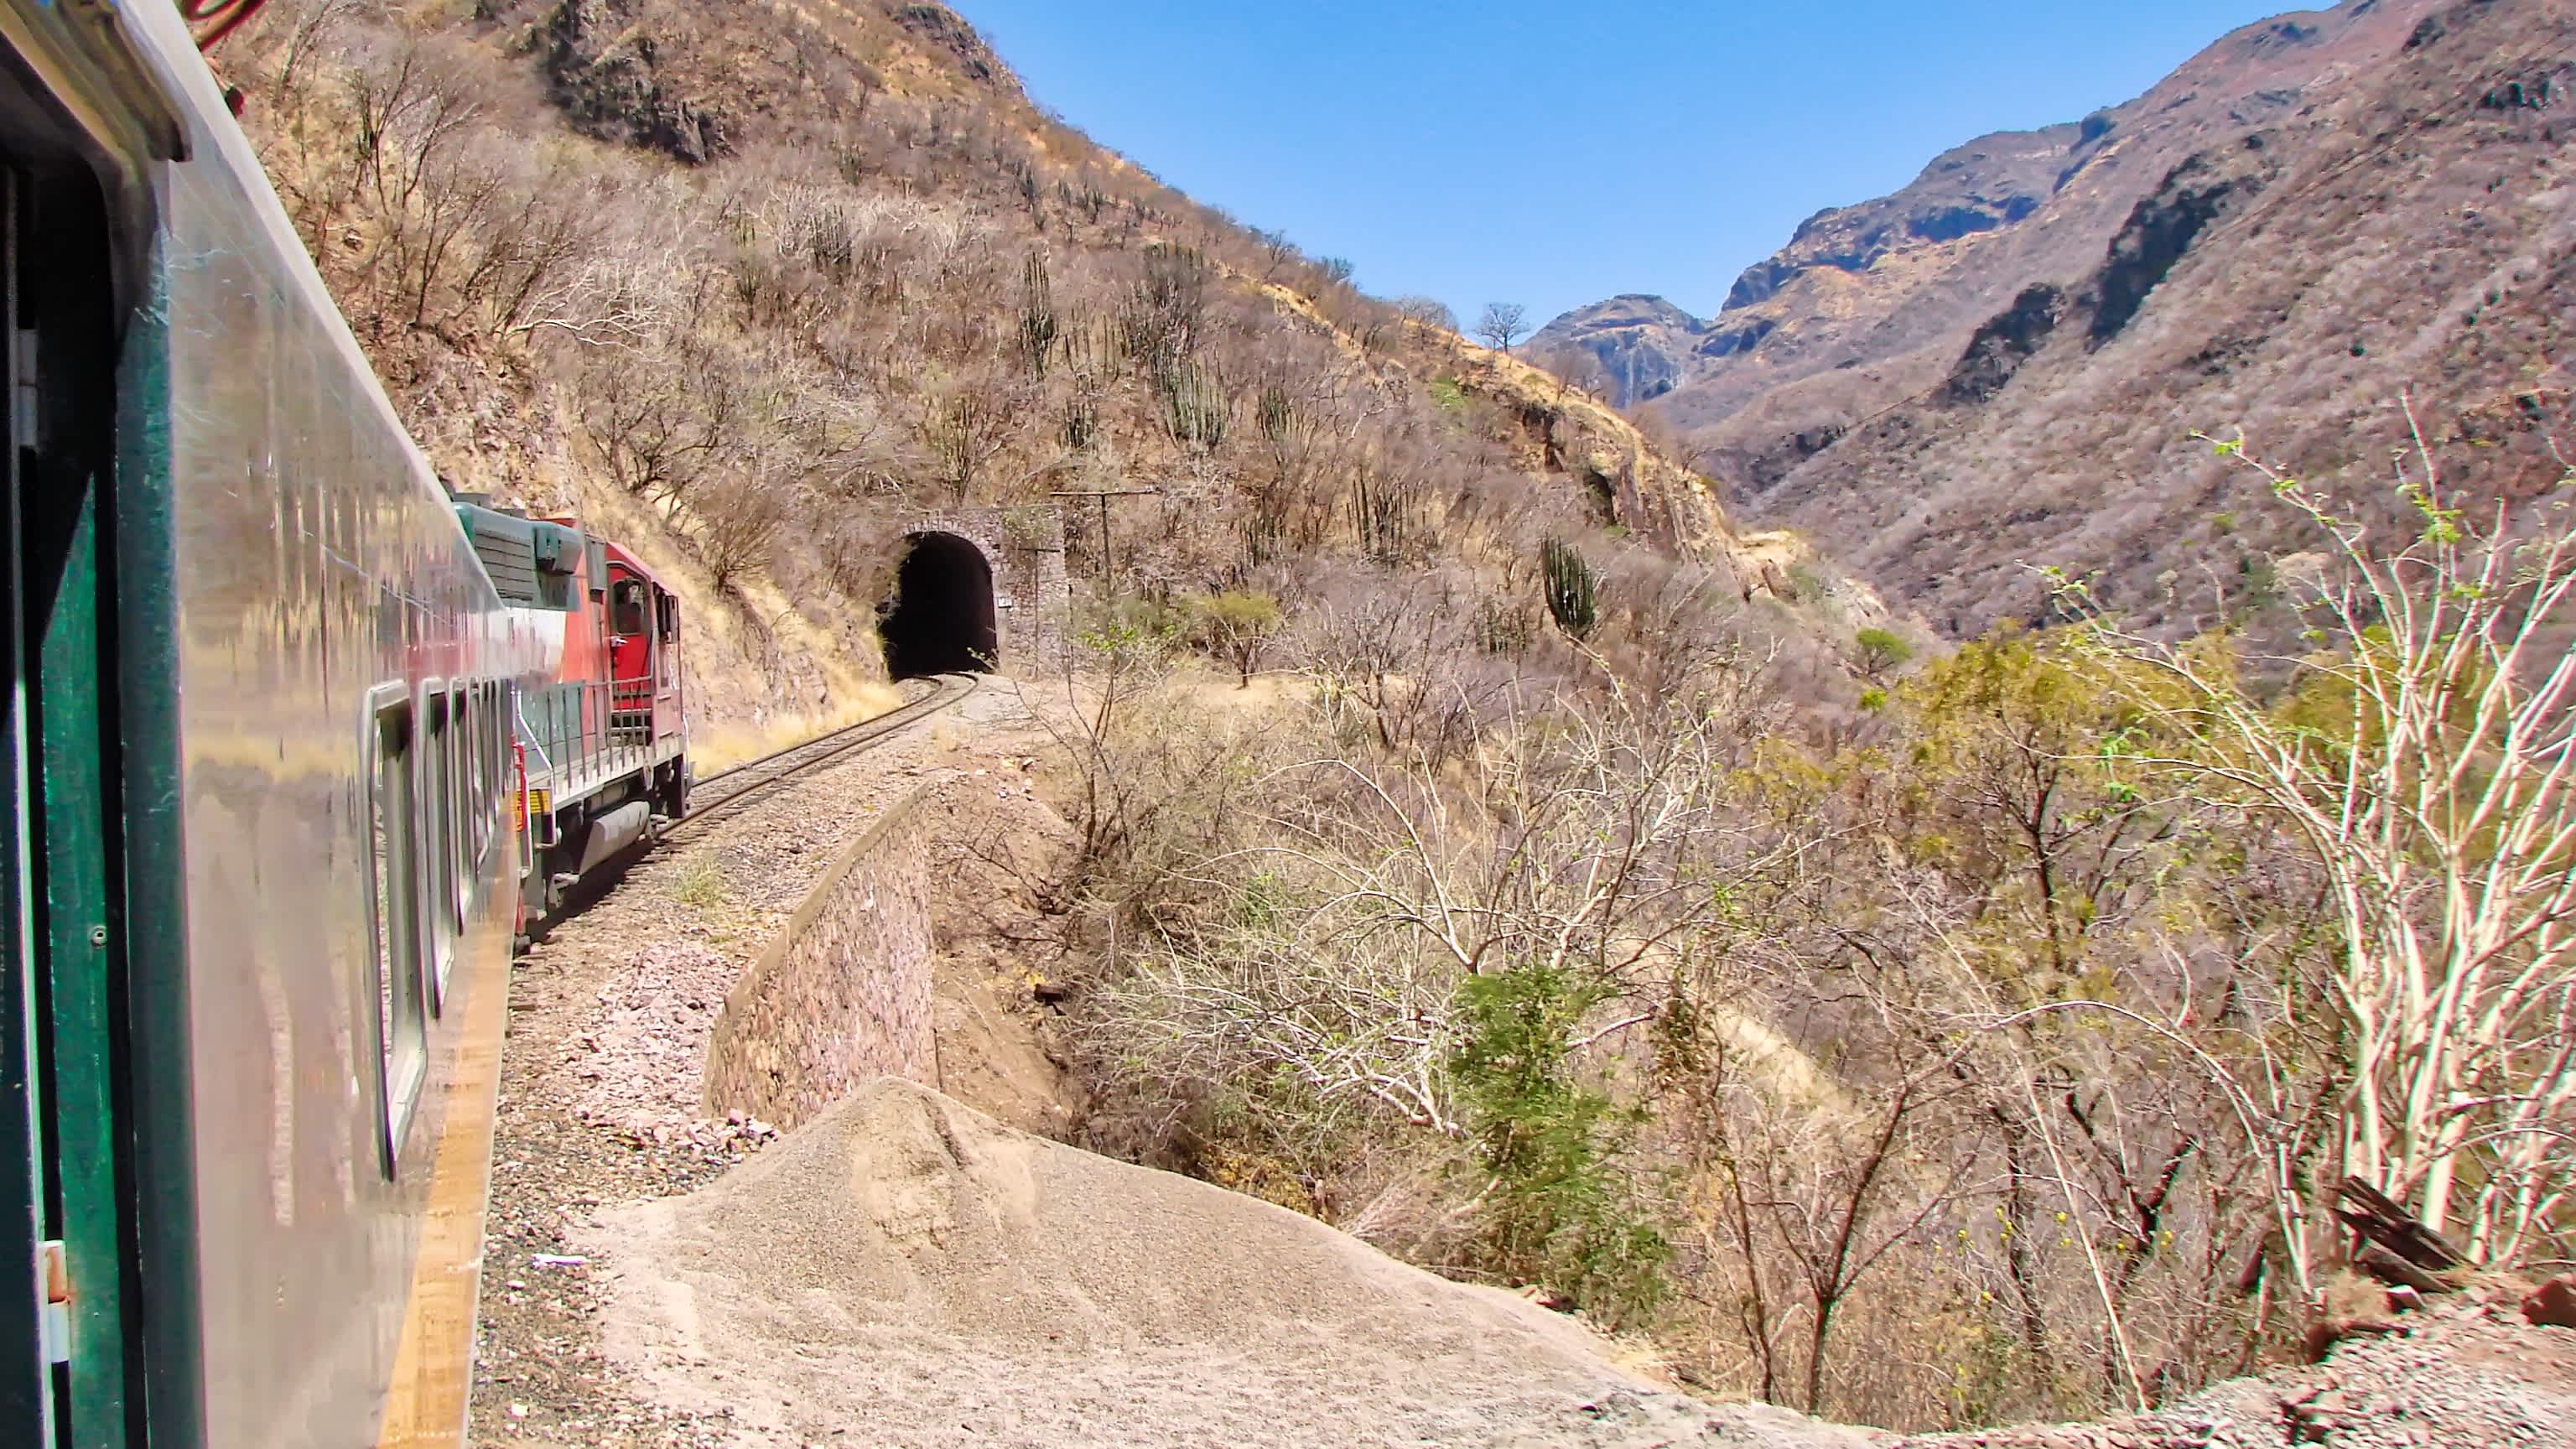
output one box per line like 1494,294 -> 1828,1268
515,675 -> 675,809
512,698 -> 555,777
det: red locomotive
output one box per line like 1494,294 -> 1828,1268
454,499 -> 689,941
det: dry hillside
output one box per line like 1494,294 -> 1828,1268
212,0 -> 1877,750
1540,0 -> 2441,422
1537,0 -> 2576,633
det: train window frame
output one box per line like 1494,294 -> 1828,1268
508,683 -> 536,882
451,689 -> 468,924
364,686 -> 428,1176
460,686 -> 480,905
476,684 -> 501,875
491,688 -> 511,848
610,575 -> 649,642
488,687 -> 506,850
466,682 -> 491,877
457,683 -> 479,897
421,685 -> 459,1014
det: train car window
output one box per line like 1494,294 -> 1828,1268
442,691 -> 467,931
468,683 -> 491,871
492,689 -> 510,839
423,691 -> 456,1013
368,696 -> 428,1173
478,686 -> 500,867
460,685 -> 482,884
455,697 -> 472,915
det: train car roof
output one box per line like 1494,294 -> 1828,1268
526,517 -> 673,599
600,539 -> 675,597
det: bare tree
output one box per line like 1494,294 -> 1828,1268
923,387 -> 1014,504
1475,301 -> 1530,356
259,0 -> 363,97
1087,672 -> 1785,1130
1250,226 -> 1299,283
694,472 -> 791,593
1389,295 -> 1458,333
2061,420 -> 2576,1264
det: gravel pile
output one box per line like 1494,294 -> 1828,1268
570,1063 -> 2576,1449
587,1078 -> 1883,1449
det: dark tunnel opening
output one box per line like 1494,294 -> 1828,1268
880,532 -> 1000,678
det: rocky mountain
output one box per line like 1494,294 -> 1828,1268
1524,293 -> 1709,408
1535,0 -> 2576,631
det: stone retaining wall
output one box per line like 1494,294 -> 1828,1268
702,787 -> 936,1128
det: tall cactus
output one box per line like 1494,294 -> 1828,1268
1160,361 -> 1230,451
1256,382 -> 1296,444
1060,391 -> 1097,451
1018,250 -> 1057,379
1542,538 -> 1599,641
1120,243 -> 1208,375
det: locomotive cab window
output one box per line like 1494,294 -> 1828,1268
367,694 -> 428,1171
610,578 -> 649,640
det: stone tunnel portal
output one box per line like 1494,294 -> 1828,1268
880,531 -> 1000,678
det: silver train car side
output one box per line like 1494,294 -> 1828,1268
3,3 -> 553,1446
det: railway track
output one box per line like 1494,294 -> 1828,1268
671,673 -> 977,839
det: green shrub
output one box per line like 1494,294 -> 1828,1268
1188,589 -> 1283,686
1856,626 -> 1914,676
1450,966 -> 1668,1327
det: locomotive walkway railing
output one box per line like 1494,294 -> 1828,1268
516,677 -> 678,810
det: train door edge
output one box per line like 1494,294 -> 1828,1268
0,23 -> 198,1449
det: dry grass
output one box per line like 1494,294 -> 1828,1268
689,683 -> 906,776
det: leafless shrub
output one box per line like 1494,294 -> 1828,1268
922,382 -> 1017,503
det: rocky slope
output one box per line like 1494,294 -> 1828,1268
1527,293 -> 1713,408
1536,0 -> 2576,631
216,0 -> 1872,748
1536,1 -> 2436,424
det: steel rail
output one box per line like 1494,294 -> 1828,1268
667,673 -> 975,839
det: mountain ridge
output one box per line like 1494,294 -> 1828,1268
1535,0 -> 2436,414
1533,0 -> 2576,635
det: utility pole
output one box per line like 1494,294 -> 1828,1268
1048,487 -> 1160,584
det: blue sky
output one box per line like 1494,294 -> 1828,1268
955,1 -> 2314,326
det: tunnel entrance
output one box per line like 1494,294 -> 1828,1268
880,532 -> 1000,678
